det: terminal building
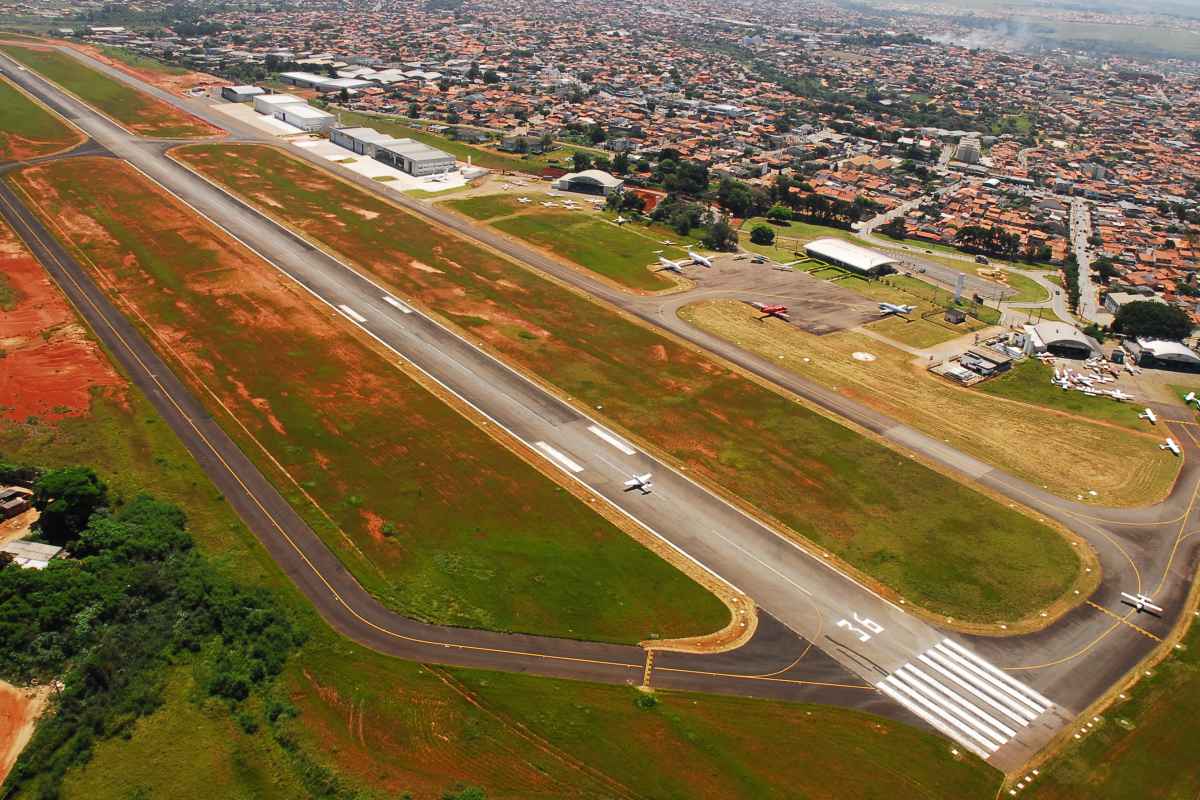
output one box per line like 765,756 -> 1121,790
804,238 -> 897,276
551,169 -> 625,196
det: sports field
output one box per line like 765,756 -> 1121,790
681,300 -> 1176,507
175,142 -> 1087,625
11,156 -> 729,644
0,74 -> 80,161
0,197 -> 1002,799
444,194 -> 684,291
0,44 -> 219,138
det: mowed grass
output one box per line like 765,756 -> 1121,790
443,192 -> 527,220
175,142 -> 1087,624
0,74 -> 79,160
1,213 -> 1003,800
843,274 -> 997,350
681,300 -> 1177,507
12,156 -> 729,644
0,44 -> 217,138
980,360 -> 1146,431
1027,614 -> 1200,799
96,45 -> 189,76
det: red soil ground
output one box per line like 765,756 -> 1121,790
0,219 -> 121,421
0,682 -> 47,786
68,42 -> 225,97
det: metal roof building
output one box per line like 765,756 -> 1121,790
1127,338 -> 1200,371
552,169 -> 625,196
804,238 -> 897,275
1022,322 -> 1101,359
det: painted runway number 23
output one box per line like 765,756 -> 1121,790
837,614 -> 884,643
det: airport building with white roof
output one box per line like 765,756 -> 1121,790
804,238 -> 897,275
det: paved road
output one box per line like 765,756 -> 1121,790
1070,198 -> 1113,326
4,45 -> 1199,770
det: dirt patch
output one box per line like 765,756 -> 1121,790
66,42 -> 223,96
0,216 -> 121,421
0,681 -> 50,785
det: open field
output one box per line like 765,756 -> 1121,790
681,300 -> 1176,507
0,44 -> 219,138
0,75 -> 80,161
0,196 -> 1002,800
336,110 -> 590,175
844,273 -> 996,350
980,360 -> 1147,432
12,156 -> 728,643
0,214 -> 121,422
1027,611 -> 1200,799
175,142 -> 1087,624
95,45 -> 188,76
444,195 -> 684,291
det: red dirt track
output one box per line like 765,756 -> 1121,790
0,219 -> 120,421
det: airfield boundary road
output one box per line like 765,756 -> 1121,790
3,44 -> 1200,772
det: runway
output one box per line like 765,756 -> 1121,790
1,44 -> 1197,771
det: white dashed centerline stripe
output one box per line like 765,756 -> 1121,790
588,425 -> 636,455
382,295 -> 413,314
535,442 -> 584,473
338,304 -> 367,323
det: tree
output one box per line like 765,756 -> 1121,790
572,151 -> 591,172
717,178 -> 754,218
879,216 -> 907,240
33,466 -> 108,546
766,204 -> 792,224
483,69 -> 499,84
612,151 -> 630,174
702,219 -> 738,252
750,224 -> 776,246
1113,301 -> 1194,341
466,62 -> 480,81
588,123 -> 606,144
338,87 -> 350,104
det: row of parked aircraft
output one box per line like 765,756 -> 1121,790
1050,366 -> 1133,401
1138,408 -> 1183,455
656,251 -> 715,272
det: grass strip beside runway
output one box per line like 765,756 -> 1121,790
177,142 -> 1086,624
10,156 -> 730,644
0,44 -> 218,138
0,74 -> 80,160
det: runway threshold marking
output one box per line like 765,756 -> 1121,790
382,294 -> 413,314
588,424 -> 636,455
1085,600 -> 1162,642
535,441 -> 584,473
338,304 -> 367,323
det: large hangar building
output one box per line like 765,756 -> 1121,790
805,238 -> 897,276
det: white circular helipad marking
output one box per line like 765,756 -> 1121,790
852,351 -> 877,362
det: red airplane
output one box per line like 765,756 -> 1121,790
749,301 -> 791,321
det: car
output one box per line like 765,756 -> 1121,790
924,249 -> 932,254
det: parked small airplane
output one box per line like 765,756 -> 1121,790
517,197 -> 531,204
1120,592 -> 1164,615
1186,391 -> 1199,406
1139,408 -> 1158,424
623,473 -> 653,494
1161,437 -> 1182,456
615,215 -> 629,225
687,250 -> 713,268
749,302 -> 791,321
878,302 -> 916,317
1109,389 -> 1134,402
657,256 -> 687,273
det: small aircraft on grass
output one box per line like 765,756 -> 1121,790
623,473 -> 654,494
616,215 -> 629,225
1120,592 -> 1164,615
748,302 -> 791,321
1139,408 -> 1158,424
1161,437 -> 1181,456
878,302 -> 916,317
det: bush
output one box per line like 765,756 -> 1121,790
750,224 -> 776,245
1113,301 -> 1194,341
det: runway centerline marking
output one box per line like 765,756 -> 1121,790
382,294 -> 413,314
337,304 -> 366,323
535,441 -> 584,474
588,424 -> 636,455
710,528 -> 812,596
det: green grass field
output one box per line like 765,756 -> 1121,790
0,74 -> 79,160
14,157 -> 729,644
443,193 -> 527,220
0,44 -> 215,138
176,142 -> 1086,625
96,45 -> 189,75
1028,613 -> 1200,799
841,274 -> 997,349
980,360 -> 1144,431
0,209 -> 1003,799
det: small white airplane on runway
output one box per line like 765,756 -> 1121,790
687,250 -> 713,268
878,302 -> 916,317
623,473 -> 654,494
1140,408 -> 1158,424
1120,592 -> 1164,615
1161,437 -> 1181,455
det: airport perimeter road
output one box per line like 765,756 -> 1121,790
0,50 -> 1089,770
9,48 -> 1200,770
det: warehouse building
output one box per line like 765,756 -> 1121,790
805,238 -> 897,276
1125,338 -> 1200,371
253,93 -> 306,115
1021,322 -> 1101,359
274,104 -> 335,133
330,126 -> 396,155
278,71 -> 373,93
375,139 -> 456,176
221,84 -> 264,103
551,169 -> 624,196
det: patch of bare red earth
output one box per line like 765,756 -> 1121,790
0,225 -> 121,421
0,681 -> 49,785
